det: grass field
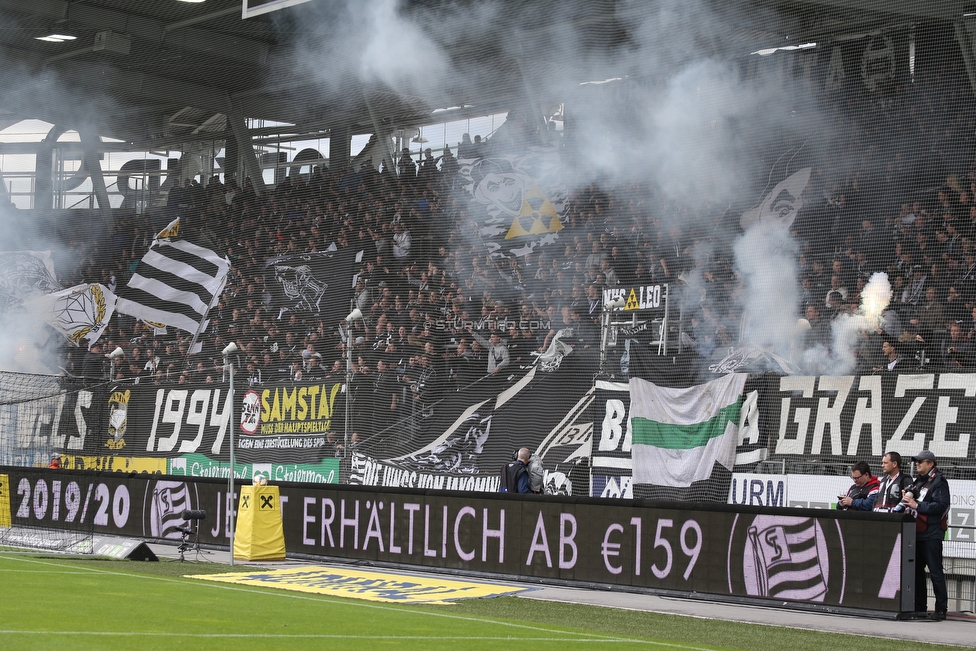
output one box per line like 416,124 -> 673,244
0,551 -> 964,651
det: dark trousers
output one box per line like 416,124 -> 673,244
916,537 -> 948,613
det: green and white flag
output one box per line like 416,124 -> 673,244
630,373 -> 747,487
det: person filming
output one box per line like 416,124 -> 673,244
900,450 -> 951,621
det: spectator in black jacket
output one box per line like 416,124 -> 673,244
902,450 -> 951,620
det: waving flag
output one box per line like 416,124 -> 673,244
0,250 -> 61,325
630,372 -> 747,487
26,283 -> 116,347
116,220 -> 229,336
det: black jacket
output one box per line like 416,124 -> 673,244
909,469 -> 950,540
873,472 -> 914,511
500,460 -> 530,493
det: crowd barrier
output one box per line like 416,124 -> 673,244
0,465 -> 914,614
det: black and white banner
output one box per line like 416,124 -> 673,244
265,248 -> 362,326
1,466 -> 914,613
766,374 -> 976,464
0,375 -> 106,468
116,236 -> 229,335
349,353 -> 597,494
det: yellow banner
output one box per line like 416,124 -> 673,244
0,474 -> 10,528
189,566 -> 531,604
60,455 -> 168,474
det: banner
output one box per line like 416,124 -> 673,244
26,283 -> 116,347
0,377 -> 106,468
766,374 -> 976,463
348,352 -> 596,494
0,250 -> 60,327
589,378 -> 767,499
0,466 -> 913,613
85,380 -> 345,472
265,248 -> 362,326
457,147 -> 567,261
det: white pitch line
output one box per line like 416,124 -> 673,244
0,630 -> 727,650
0,632 -> 616,641
0,554 -> 634,643
0,569 -> 93,574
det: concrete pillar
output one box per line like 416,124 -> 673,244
330,123 -> 351,172
227,111 -> 267,195
80,128 -> 113,232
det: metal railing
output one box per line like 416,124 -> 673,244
943,524 -> 975,613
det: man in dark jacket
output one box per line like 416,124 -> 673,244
500,448 -> 531,493
873,451 -> 914,512
902,450 -> 951,620
837,460 -> 880,510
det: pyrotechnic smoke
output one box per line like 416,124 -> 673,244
805,272 -> 892,375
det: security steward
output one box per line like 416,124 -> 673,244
901,450 -> 950,620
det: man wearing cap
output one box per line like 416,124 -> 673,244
901,450 -> 951,620
49,453 -> 62,469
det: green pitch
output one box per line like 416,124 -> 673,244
0,552 -> 961,651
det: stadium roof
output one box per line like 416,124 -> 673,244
0,0 -> 974,148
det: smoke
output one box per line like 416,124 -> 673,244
284,0 -> 499,100
734,222 -> 800,359
803,272 -> 892,375
0,35 -> 123,374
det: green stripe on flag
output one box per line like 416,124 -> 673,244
631,400 -> 741,449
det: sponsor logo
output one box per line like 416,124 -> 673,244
143,479 -> 198,540
257,383 -> 342,435
189,566 -> 530,604
240,390 -> 260,435
168,455 -> 339,484
60,455 -> 167,474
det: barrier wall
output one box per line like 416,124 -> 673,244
1,466 -> 914,614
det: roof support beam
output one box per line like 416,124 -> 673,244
956,21 -> 976,99
80,128 -> 113,230
227,108 -> 267,196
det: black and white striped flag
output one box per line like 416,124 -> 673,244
116,223 -> 229,337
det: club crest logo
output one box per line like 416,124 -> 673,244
143,480 -> 198,540
106,388 -> 130,448
728,514 -> 846,603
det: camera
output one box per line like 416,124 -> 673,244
893,488 -> 915,513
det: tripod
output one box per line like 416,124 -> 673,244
176,523 -> 201,562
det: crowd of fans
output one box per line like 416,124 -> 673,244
48,40 -> 976,444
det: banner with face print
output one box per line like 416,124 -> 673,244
458,147 -> 568,260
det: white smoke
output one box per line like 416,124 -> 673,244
804,272 -> 892,375
734,222 -> 800,361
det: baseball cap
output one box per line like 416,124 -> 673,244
912,450 -> 936,463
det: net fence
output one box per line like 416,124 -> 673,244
1,4 -> 976,510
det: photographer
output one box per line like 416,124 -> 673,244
901,450 -> 951,620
